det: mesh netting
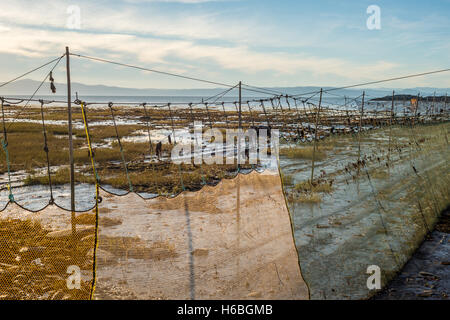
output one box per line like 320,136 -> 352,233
280,121 -> 449,299
0,93 -> 448,300
92,170 -> 308,300
0,204 -> 95,300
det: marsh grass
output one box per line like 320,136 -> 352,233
279,146 -> 327,161
294,180 -> 333,193
290,192 -> 322,203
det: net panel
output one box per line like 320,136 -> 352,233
93,170 -> 309,300
280,121 -> 449,299
0,204 -> 95,300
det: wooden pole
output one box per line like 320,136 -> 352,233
388,90 -> 394,174
414,93 -> 419,126
310,88 -> 322,183
66,47 -> 76,241
431,91 -> 435,119
358,91 -> 365,163
445,93 -> 448,113
238,81 -> 242,167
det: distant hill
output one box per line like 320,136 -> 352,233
0,79 -> 448,98
372,94 -> 448,101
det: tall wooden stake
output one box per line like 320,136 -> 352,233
432,91 -> 436,118
238,81 -> 242,168
358,91 -> 365,164
388,90 -> 394,174
66,47 -> 76,241
310,88 -> 322,183
414,93 -> 419,126
445,93 -> 448,113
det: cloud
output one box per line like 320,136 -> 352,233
123,0 -> 219,3
0,25 -> 400,82
1,1 -> 447,88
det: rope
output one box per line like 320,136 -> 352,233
221,102 -> 229,129
0,55 -> 65,89
259,100 -> 271,128
6,54 -> 65,131
142,103 -> 154,154
142,103 -> 161,194
204,102 -> 213,128
246,101 -> 256,128
0,98 -> 13,203
79,102 -> 100,301
167,103 -> 189,191
39,100 -> 54,204
108,102 -> 133,192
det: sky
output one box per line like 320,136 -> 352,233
0,0 -> 449,89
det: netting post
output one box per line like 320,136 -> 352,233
414,93 -> 419,126
445,93 -> 448,113
66,46 -> 76,246
357,91 -> 365,171
388,90 -> 394,175
310,88 -> 322,183
238,81 -> 242,170
432,91 -> 436,119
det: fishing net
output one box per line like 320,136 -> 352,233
0,94 -> 448,300
0,204 -> 95,300
92,170 -> 308,300
0,100 -> 308,300
280,121 -> 450,299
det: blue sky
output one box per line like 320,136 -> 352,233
0,0 -> 449,89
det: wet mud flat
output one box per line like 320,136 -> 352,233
372,207 -> 449,300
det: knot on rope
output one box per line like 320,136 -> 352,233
108,102 -> 113,109
48,197 -> 54,205
8,193 -> 14,203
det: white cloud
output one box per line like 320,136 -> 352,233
3,1 -> 447,88
0,25 -> 400,82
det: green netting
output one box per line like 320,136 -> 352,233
280,122 -> 449,299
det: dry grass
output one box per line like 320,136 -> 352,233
0,218 -> 93,299
294,180 -> 333,193
293,192 -> 322,203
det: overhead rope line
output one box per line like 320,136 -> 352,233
0,55 -> 65,89
70,53 -> 276,97
6,54 -> 65,131
292,68 -> 450,98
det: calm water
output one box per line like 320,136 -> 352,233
5,95 -> 440,113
